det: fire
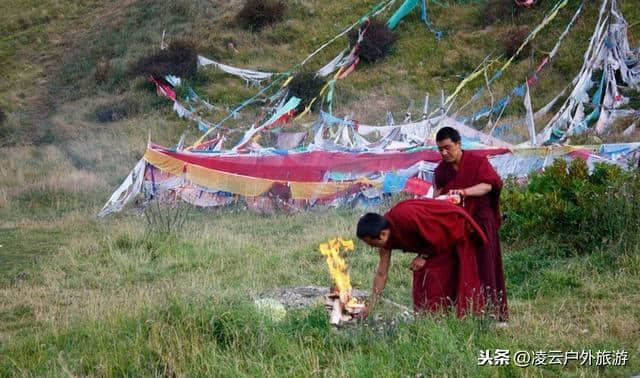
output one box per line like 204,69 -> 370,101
319,238 -> 355,304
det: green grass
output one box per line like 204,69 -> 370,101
0,228 -> 65,286
0,207 -> 638,376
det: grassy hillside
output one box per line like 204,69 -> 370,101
1,0 -> 639,376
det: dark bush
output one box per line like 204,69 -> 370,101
0,107 -> 5,125
501,158 -> 640,254
348,19 -> 395,63
503,27 -> 530,61
483,0 -> 520,26
128,40 -> 198,79
286,72 -> 326,113
93,98 -> 141,123
236,0 -> 286,30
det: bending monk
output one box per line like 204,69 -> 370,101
356,199 -> 488,318
434,126 -> 508,321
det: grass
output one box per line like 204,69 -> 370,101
0,207 -> 639,376
1,0 -> 639,375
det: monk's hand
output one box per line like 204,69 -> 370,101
448,189 -> 466,197
357,305 -> 370,320
410,256 -> 427,271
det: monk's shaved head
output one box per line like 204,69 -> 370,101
357,213 -> 388,239
357,213 -> 391,248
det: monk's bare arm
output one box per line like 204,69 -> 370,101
463,183 -> 492,197
449,183 -> 492,197
368,248 -> 391,314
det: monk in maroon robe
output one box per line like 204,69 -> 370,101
434,126 -> 508,321
356,199 -> 488,318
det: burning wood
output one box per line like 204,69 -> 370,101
319,238 -> 365,326
324,290 -> 365,326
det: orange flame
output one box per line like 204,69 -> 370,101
319,238 -> 355,304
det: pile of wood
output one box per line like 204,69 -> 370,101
324,291 -> 365,326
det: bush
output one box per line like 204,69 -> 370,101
286,72 -> 326,113
482,0 -> 520,26
348,19 -> 395,63
143,199 -> 191,236
501,159 -> 640,254
93,98 -> 141,123
236,0 -> 286,30
503,27 -> 530,60
128,40 -> 198,79
0,107 -> 5,125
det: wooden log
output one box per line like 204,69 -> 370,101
341,314 -> 352,323
330,298 -> 342,325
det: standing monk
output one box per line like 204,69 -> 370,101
433,127 -> 508,321
357,199 -> 487,318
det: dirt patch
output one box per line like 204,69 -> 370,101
256,285 -> 368,309
92,98 -> 141,123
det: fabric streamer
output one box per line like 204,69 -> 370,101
524,81 -> 537,146
197,55 -> 274,84
441,0 -> 569,111
405,177 -> 432,196
100,140 -> 636,217
539,0 -> 639,144
383,172 -> 409,193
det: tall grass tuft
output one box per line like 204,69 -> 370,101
92,98 -> 141,123
128,40 -> 198,79
482,0 -> 520,26
503,27 -> 531,61
348,19 -> 395,63
94,58 -> 112,85
143,199 -> 191,236
286,72 -> 326,113
236,0 -> 287,31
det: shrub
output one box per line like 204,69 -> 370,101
0,107 -> 5,125
286,72 -> 326,113
503,27 -> 530,60
93,98 -> 141,123
236,0 -> 286,30
128,40 -> 198,79
483,0 -> 519,26
501,159 -> 640,254
143,199 -> 191,236
348,19 -> 395,63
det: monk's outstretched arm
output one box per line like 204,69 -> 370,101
367,248 -> 391,316
459,183 -> 492,197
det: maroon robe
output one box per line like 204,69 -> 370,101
434,150 -> 508,320
383,199 -> 488,318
